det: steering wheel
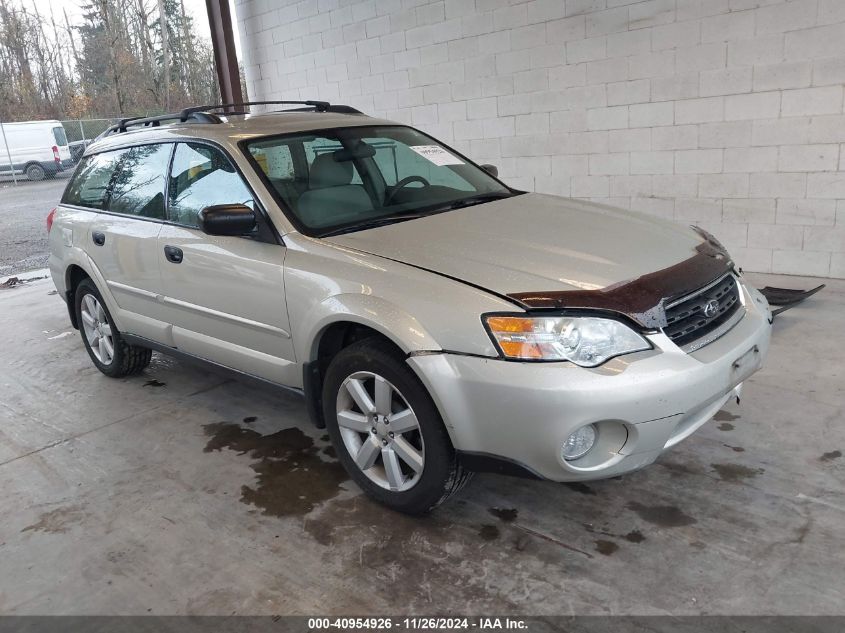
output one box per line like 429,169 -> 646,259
385,175 -> 431,204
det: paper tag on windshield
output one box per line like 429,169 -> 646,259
410,145 -> 464,166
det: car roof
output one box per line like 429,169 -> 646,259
86,110 -> 399,155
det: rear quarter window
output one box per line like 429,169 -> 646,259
61,150 -> 126,209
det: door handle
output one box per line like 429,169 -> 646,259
164,245 -> 183,264
92,231 -> 105,246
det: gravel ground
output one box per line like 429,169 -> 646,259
0,172 -> 70,276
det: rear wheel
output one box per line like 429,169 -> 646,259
25,163 -> 45,181
322,339 -> 472,514
74,278 -> 151,377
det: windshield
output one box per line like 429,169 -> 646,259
244,126 -> 515,236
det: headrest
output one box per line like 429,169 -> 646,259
334,142 -> 376,161
309,153 -> 353,188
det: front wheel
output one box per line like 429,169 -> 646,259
75,278 -> 152,377
322,339 -> 472,514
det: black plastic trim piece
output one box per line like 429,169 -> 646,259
121,333 -> 304,399
457,450 -> 544,480
302,360 -> 326,429
64,290 -> 78,329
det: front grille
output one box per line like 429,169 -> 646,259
664,274 -> 741,348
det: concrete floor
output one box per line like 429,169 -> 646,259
0,271 -> 843,615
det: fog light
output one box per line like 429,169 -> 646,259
562,425 -> 597,461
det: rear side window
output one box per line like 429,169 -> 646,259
169,143 -> 254,228
109,144 -> 172,220
61,150 -> 126,209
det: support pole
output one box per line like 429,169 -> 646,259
205,0 -> 243,110
0,119 -> 17,186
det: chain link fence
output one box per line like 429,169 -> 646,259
60,118 -> 122,163
1,117 -> 122,184
61,118 -> 120,142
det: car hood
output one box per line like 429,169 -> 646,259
325,193 -> 711,297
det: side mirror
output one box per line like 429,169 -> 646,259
198,204 -> 257,236
481,164 -> 498,178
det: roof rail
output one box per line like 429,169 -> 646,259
180,100 -> 364,117
96,100 -> 364,139
98,111 -> 222,139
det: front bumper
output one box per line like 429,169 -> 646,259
408,281 -> 772,481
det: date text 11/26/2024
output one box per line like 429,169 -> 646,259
307,618 -> 529,630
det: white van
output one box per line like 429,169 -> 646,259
0,120 -> 74,181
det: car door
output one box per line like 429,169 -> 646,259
157,141 -> 296,386
81,144 -> 172,343
51,124 -> 73,169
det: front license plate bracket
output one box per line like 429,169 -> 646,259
729,344 -> 761,389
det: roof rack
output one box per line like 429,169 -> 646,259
98,100 -> 364,138
99,111 -> 223,138
180,100 -> 364,117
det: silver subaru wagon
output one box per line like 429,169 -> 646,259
47,101 -> 772,514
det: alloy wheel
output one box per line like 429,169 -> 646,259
80,294 -> 115,365
336,371 -> 425,492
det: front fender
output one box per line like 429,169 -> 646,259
301,293 -> 442,361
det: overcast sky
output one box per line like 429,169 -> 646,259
35,0 -> 242,56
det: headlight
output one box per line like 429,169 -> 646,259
484,314 -> 651,366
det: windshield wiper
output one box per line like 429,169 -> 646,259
318,212 -> 428,237
318,192 -> 518,237
440,191 -> 516,211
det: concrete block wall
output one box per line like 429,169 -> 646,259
236,0 -> 845,278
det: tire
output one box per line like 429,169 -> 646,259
74,278 -> 152,377
25,163 -> 45,181
322,338 -> 472,514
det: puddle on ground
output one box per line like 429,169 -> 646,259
202,423 -> 348,517
714,410 -> 740,422
594,539 -> 618,556
21,505 -> 85,534
143,379 -> 166,388
624,529 -> 645,543
298,495 -> 524,611
723,443 -> 745,452
656,459 -> 700,477
584,524 -> 647,546
717,422 -> 735,431
820,450 -> 841,462
711,463 -> 764,482
626,502 -> 697,528
488,507 -> 518,522
242,416 -> 257,424
564,482 -> 596,495
478,524 -> 500,541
